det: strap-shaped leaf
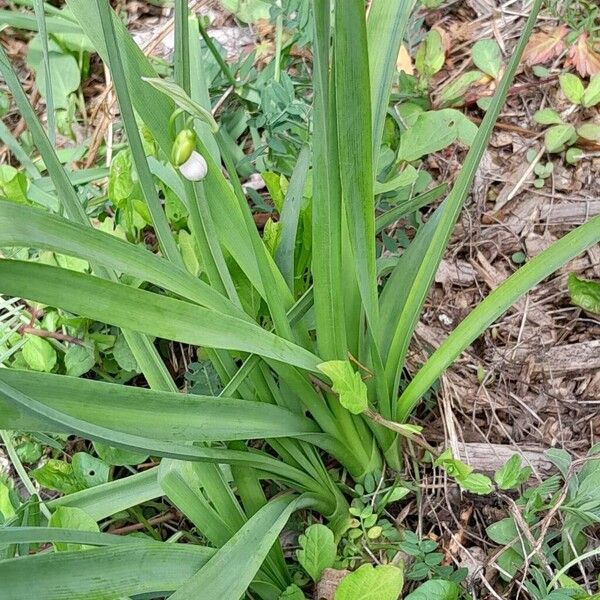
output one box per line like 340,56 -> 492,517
0,260 -> 321,372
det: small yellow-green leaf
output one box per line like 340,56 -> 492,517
533,108 -> 563,125
22,336 -> 57,372
544,123 -> 576,152
49,506 -> 99,552
335,564 -> 403,600
415,30 -> 445,78
582,74 -> 600,108
559,73 -> 585,104
317,360 -> 368,414
568,273 -> 600,314
472,39 -> 502,79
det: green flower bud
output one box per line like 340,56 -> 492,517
171,129 -> 196,166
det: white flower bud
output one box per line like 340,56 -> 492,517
179,151 -> 208,181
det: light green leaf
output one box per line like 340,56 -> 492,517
472,39 -> 502,78
93,442 -> 148,466
112,333 -> 139,372
280,584 -> 306,599
108,149 -> 135,206
577,122 -> 600,142
582,73 -> 600,108
559,73 -> 584,104
142,77 -> 218,132
317,360 -> 368,415
458,472 -> 493,495
64,343 -> 95,376
439,70 -> 483,107
415,30 -> 445,78
568,273 -> 600,314
72,452 -> 109,488
398,109 -> 477,161
297,524 -> 337,582
31,458 -> 82,494
0,481 -> 15,520
486,517 -> 518,545
49,506 -> 99,552
0,165 -> 30,204
26,38 -> 80,110
494,455 -> 530,490
533,108 -> 563,125
405,579 -> 459,600
544,123 -> 576,152
22,336 -> 57,372
219,0 -> 270,23
335,564 -> 404,600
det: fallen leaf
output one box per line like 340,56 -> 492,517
397,44 -> 414,75
522,25 -> 568,66
567,33 -> 600,77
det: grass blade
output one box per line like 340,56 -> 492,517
95,0 -> 183,266
0,260 -> 321,372
311,0 -> 347,359
368,0 -> 416,165
382,0 -> 543,403
397,213 -> 600,420
32,0 -> 55,144
334,0 -> 379,336
275,145 -> 310,291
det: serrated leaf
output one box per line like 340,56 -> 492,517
296,524 -> 337,582
335,564 -> 403,600
31,458 -> 82,494
533,108 -> 563,125
472,39 -> 502,79
64,343 -> 95,376
568,273 -> 600,314
22,336 -> 57,372
522,26 -> 568,66
582,74 -> 600,108
568,33 -> 600,78
317,360 -> 368,415
544,123 -> 576,152
559,73 -> 584,104
142,77 -> 218,132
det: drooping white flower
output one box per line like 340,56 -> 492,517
179,151 -> 208,181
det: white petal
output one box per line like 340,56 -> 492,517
179,151 -> 208,181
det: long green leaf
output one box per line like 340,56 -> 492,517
95,0 -> 183,266
0,260 -> 321,372
275,145 -> 310,291
368,0 -> 416,165
0,202 -> 245,318
0,369 -> 320,441
0,542 -> 214,600
334,0 -> 379,336
0,376 -> 321,489
49,468 -> 162,521
382,0 -> 543,404
310,0 -> 347,359
169,495 -> 311,600
32,0 -> 55,144
397,213 -> 600,420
